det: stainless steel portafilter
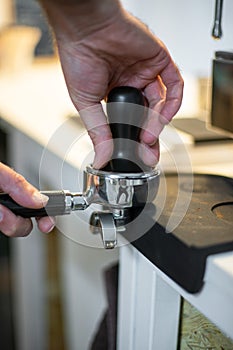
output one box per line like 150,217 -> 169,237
0,87 -> 160,248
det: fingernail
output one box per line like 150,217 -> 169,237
45,218 -> 56,233
148,139 -> 157,147
33,192 -> 49,205
46,224 -> 55,233
141,131 -> 158,146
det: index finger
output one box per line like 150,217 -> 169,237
0,162 -> 48,208
79,103 -> 113,169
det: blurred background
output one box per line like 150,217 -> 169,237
0,0 -> 233,349
0,0 -> 53,56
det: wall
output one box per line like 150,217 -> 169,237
122,0 -> 233,76
0,0 -> 13,27
121,0 -> 233,115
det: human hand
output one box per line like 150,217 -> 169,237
0,162 -> 55,237
41,0 -> 183,168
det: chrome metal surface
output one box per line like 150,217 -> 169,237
64,191 -> 89,212
90,212 -> 117,249
212,0 -> 223,39
72,193 -> 89,210
64,165 -> 160,248
64,192 -> 73,214
84,165 -> 160,209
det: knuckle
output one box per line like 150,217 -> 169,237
1,223 -> 18,237
0,205 -> 32,237
16,218 -> 32,237
14,172 -> 27,187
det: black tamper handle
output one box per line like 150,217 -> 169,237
0,191 -> 66,218
104,86 -> 151,173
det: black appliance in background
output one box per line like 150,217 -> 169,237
170,49 -> 233,142
211,50 -> 233,135
0,127 -> 15,350
14,0 -> 53,56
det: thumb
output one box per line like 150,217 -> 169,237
0,162 -> 48,208
79,103 -> 113,169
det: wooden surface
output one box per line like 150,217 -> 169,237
179,300 -> 233,350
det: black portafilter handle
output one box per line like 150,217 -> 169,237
0,191 -> 67,218
102,86 -> 152,173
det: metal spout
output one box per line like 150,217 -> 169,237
212,0 -> 223,39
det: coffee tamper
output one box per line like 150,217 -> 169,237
0,87 -> 160,248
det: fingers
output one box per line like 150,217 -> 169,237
0,162 -> 48,208
159,60 -> 184,122
0,204 -> 33,237
0,162 -> 54,237
78,85 -> 163,169
138,140 -> 160,167
139,79 -> 165,167
141,78 -> 166,146
79,103 -> 113,169
0,204 -> 55,237
140,60 -> 183,158
36,216 -> 56,233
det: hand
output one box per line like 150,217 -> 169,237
41,0 -> 183,168
0,162 -> 55,237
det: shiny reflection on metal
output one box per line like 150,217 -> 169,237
64,192 -> 73,214
64,191 -> 89,212
63,165 -> 160,248
86,165 -> 159,182
89,211 -> 101,234
90,212 -> 117,249
112,208 -> 126,219
84,165 -> 160,209
72,193 -> 89,210
212,0 -> 223,39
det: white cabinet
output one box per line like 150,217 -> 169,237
7,127 -> 119,350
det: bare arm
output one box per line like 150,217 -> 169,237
40,0 -> 183,168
